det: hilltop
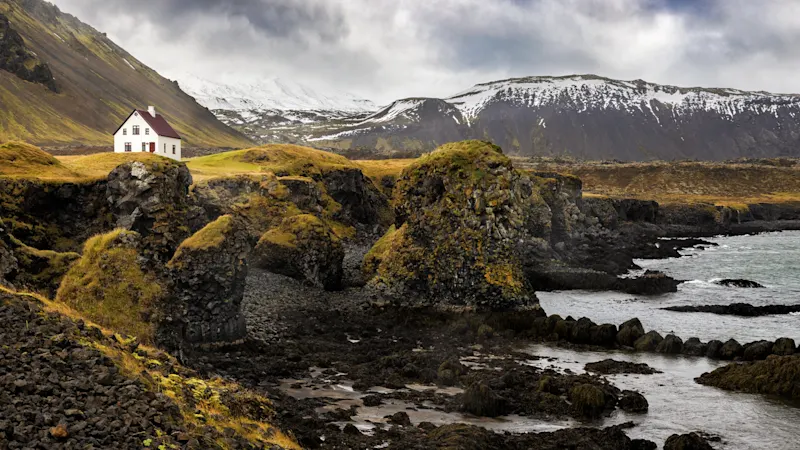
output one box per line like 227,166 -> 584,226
0,0 -> 251,148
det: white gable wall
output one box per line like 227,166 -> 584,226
113,111 -> 182,161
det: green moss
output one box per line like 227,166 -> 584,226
55,230 -> 163,343
569,384 -> 606,418
362,225 -> 397,277
697,355 -> 800,401
175,215 -> 232,252
11,241 -> 79,295
257,214 -> 336,250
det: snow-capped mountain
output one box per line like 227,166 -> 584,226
310,74 -> 800,161
170,73 -> 376,144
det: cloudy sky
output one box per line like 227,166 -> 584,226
50,0 -> 800,104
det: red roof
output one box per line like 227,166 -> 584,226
135,110 -> 182,139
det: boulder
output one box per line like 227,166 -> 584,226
437,359 -> 467,387
386,411 -> 411,426
107,160 -> 195,260
618,390 -> 649,413
705,340 -> 724,359
663,433 -> 714,450
165,215 -> 250,348
655,334 -> 684,354
553,319 -> 575,341
568,384 -> 607,419
634,331 -> 664,352
682,338 -> 708,357
253,214 -> 344,290
462,383 -> 506,417
773,338 -> 796,356
618,270 -> 679,295
570,317 -> 596,344
371,141 -> 549,311
617,318 -> 645,347
590,324 -> 618,347
320,168 -> 393,228
720,339 -> 744,360
742,340 -> 773,361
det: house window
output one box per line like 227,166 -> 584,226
142,142 -> 147,152
172,145 -> 176,154
132,125 -> 140,135
123,128 -> 127,135
124,142 -> 131,152
145,128 -> 150,135
163,143 -> 166,153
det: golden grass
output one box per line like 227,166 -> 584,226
186,144 -> 358,182
0,141 -> 82,181
57,152 -> 175,181
356,159 -> 415,182
172,215 -> 232,254
55,229 -> 163,343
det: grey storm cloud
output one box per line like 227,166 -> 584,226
49,0 -> 800,102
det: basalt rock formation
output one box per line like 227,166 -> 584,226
165,214 -> 250,348
107,160 -> 199,261
368,141 -> 551,311
663,303 -> 800,316
253,214 -> 344,290
697,355 -> 800,401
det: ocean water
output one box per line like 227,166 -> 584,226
539,230 -> 800,343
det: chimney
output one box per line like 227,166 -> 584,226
148,106 -> 156,117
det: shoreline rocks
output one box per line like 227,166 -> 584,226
663,302 -> 800,316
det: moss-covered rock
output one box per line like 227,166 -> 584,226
568,384 -> 607,418
663,433 -> 715,450
617,318 -> 645,347
634,331 -> 664,352
55,229 -> 165,342
107,160 -> 197,261
7,238 -> 79,296
655,334 -> 684,354
253,214 -> 344,290
773,338 -> 796,356
166,215 -> 250,348
461,382 -> 506,417
696,355 -> 800,401
370,141 -> 549,311
720,339 -> 744,360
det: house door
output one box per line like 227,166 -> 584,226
149,142 -> 156,153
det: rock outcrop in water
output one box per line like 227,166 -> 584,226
663,433 -> 715,450
696,355 -> 800,401
663,302 -> 800,316
714,279 -> 765,288
368,141 -> 550,311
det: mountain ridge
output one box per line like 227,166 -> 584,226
307,74 -> 800,161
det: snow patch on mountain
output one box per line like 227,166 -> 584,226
447,75 -> 800,121
171,72 -> 376,113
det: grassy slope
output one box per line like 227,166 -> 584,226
0,0 -> 252,148
522,160 -> 800,206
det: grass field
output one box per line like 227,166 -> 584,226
0,140 -> 791,207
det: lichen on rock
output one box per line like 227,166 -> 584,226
253,214 -> 344,290
368,140 -> 550,311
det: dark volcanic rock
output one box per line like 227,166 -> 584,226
663,302 -> 800,316
634,331 -> 664,352
682,338 -> 708,356
320,167 -> 392,228
386,411 -> 411,426
655,334 -> 684,354
715,279 -> 765,288
617,318 -> 646,347
585,359 -> 661,375
618,390 -> 649,413
719,339 -> 744,360
107,160 -> 195,261
705,340 -> 724,359
773,338 -> 797,356
590,324 -> 619,347
664,433 -> 714,450
253,214 -> 344,290
742,340 -> 774,361
618,270 -> 680,295
568,384 -> 608,419
165,215 -> 250,348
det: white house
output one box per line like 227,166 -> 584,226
113,106 -> 182,161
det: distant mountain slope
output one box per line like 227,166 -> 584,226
309,75 -> 800,161
172,72 -> 376,145
0,0 -> 252,148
